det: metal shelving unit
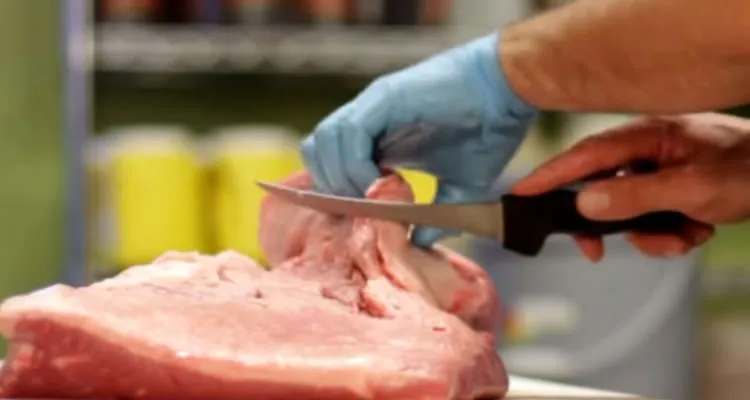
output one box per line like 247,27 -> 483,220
93,1 -> 532,76
62,0 -> 92,285
96,23 -> 465,75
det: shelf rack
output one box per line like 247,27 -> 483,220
63,0 -> 91,285
96,23 -> 467,75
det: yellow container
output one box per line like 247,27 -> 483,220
206,125 -> 302,264
108,126 -> 206,268
398,168 -> 437,204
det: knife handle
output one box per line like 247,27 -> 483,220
501,190 -> 690,256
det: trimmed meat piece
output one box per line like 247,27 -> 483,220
259,173 -> 501,333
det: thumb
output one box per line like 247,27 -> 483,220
411,182 -> 491,248
577,166 -> 712,221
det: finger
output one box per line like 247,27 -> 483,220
411,182 -> 488,248
340,84 -> 391,193
576,166 -> 714,221
681,221 -> 715,246
314,122 -> 364,197
626,232 -> 693,258
573,234 -> 604,263
349,78 -> 391,139
339,126 -> 380,195
627,220 -> 714,257
512,118 -> 692,195
300,135 -> 334,194
304,101 -> 372,197
302,101 -> 361,194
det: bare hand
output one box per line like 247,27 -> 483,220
512,113 -> 750,262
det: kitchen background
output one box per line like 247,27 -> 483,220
1,1 -> 749,399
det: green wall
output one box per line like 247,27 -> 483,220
0,0 -> 64,353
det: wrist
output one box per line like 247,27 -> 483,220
498,26 -> 552,113
469,32 -> 538,121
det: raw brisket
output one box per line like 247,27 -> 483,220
0,173 -> 507,399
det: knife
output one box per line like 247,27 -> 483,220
257,182 -> 688,257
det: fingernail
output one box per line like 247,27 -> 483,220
664,243 -> 687,257
578,191 -> 610,216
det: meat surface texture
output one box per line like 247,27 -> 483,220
0,172 -> 507,400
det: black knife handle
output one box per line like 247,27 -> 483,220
502,189 -> 690,256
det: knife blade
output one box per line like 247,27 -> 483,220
258,181 -> 504,238
257,181 -> 689,256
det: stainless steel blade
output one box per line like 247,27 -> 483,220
257,181 -> 504,240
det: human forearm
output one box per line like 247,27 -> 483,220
501,0 -> 750,113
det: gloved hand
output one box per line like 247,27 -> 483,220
301,32 -> 537,247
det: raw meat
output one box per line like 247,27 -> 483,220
259,173 -> 501,333
0,172 -> 507,400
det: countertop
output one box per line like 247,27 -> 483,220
508,375 -> 647,399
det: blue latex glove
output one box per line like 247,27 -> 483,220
301,32 -> 537,247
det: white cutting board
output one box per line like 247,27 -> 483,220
507,375 -> 649,399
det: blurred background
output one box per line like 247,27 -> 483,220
1,1 -> 749,399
